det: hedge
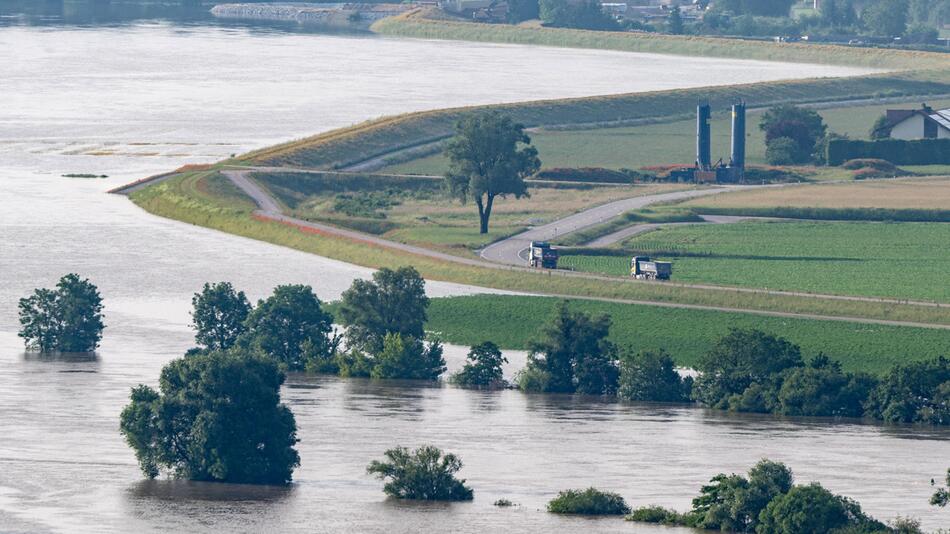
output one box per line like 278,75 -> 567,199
827,138 -> 950,166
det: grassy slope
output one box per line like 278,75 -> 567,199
427,295 -> 950,374
559,221 -> 950,302
131,171 -> 950,325
384,98 -> 950,174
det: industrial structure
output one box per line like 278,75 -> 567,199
672,101 -> 747,183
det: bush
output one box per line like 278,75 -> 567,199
547,488 -> 631,515
766,136 -> 804,165
534,167 -> 631,184
119,349 -> 300,484
627,505 -> 681,523
827,138 -> 950,166
618,349 -> 692,403
369,333 -> 446,381
450,341 -> 507,388
366,445 -> 473,501
841,158 -> 899,171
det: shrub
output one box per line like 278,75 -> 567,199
627,505 -> 681,523
765,136 -> 803,165
841,159 -> 897,171
119,349 -> 300,484
494,498 -> 515,507
366,445 -> 473,501
827,138 -> 950,166
618,349 -> 692,403
370,333 -> 446,381
450,341 -> 507,388
547,488 -> 631,515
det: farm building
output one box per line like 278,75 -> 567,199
881,104 -> 950,140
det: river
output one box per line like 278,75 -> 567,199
0,14 -> 946,533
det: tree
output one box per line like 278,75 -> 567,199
773,356 -> 877,418
865,356 -> 950,425
692,329 -> 803,409
450,341 -> 507,388
520,301 -> 618,395
756,483 -> 884,534
760,104 -> 827,164
547,488 -> 631,515
618,349 -> 692,403
367,445 -> 473,501
370,333 -> 446,381
508,0 -> 539,22
667,6 -> 685,34
444,112 -> 540,234
338,266 -> 429,354
932,468 -> 950,507
190,281 -> 251,352
18,273 -> 104,353
870,114 -> 892,140
819,0 -> 858,28
119,349 -> 300,484
692,460 -> 793,532
862,0 -> 909,37
540,0 -> 621,30
765,137 -> 802,165
712,0 -> 795,17
241,284 -> 337,371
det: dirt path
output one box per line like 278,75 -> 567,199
221,169 -> 948,328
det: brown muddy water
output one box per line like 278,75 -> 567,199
0,21 -> 944,533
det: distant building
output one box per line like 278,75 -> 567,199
440,0 -> 508,22
882,104 -> 950,140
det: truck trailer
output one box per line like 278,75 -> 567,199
528,241 -> 559,269
631,256 -> 672,280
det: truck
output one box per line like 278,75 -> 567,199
630,256 -> 672,280
528,241 -> 559,269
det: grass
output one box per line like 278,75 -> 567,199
251,170 -> 688,255
558,220 -> 950,302
129,171 -> 950,325
553,207 -> 703,246
426,295 -> 950,374
383,98 -> 950,175
683,176 -> 950,210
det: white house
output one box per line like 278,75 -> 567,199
884,105 -> 950,140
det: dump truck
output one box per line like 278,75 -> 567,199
631,256 -> 672,280
528,241 -> 559,269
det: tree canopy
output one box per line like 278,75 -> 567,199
547,488 -> 631,515
119,349 -> 300,484
862,0 -> 909,36
618,349 -> 692,403
444,112 -> 540,234
18,273 -> 104,353
338,266 -> 429,354
712,0 -> 795,17
190,281 -> 251,352
760,105 -> 827,165
241,284 -> 337,371
519,301 -> 619,395
539,0 -> 621,30
450,341 -> 507,388
367,445 -> 473,501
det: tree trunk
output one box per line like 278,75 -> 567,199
476,195 -> 494,234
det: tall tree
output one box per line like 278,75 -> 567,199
451,341 -> 507,388
444,112 -> 540,234
338,266 -> 429,354
759,104 -> 827,164
190,281 -> 251,352
119,349 -> 300,484
862,0 -> 909,36
667,6 -> 685,35
713,0 -> 795,16
18,273 -> 104,353
241,284 -> 336,370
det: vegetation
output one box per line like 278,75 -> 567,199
539,0 -> 619,31
190,281 -> 251,352
426,295 -> 950,374
18,273 -> 104,353
119,349 -> 300,484
338,266 -> 429,354
449,341 -> 508,388
444,112 -> 540,234
628,460 -> 889,533
932,468 -> 950,507
760,104 -> 827,165
866,356 -> 950,424
346,332 -> 446,380
518,301 -> 619,395
366,445 -> 473,501
547,487 -> 631,515
241,284 -> 338,371
827,138 -> 950,165
617,349 -> 692,403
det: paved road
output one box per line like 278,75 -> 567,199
479,187 -> 736,264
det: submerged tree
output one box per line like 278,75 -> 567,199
367,445 -> 473,501
338,266 -> 429,354
190,281 -> 251,352
618,349 -> 692,403
119,349 -> 300,484
444,112 -> 540,234
18,273 -> 104,352
450,341 -> 507,388
932,468 -> 950,507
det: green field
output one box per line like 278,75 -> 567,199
383,98 -> 950,175
427,295 -> 950,374
559,221 -> 950,302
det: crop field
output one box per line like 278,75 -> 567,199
682,176 -> 950,210
560,221 -> 950,302
426,295 -> 950,374
382,98 -> 950,175
251,171 -> 687,254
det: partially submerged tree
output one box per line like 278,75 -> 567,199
370,333 -> 446,381
444,112 -> 540,234
338,266 -> 429,354
241,284 -> 337,371
618,349 -> 692,403
547,488 -> 631,515
932,468 -> 950,507
190,281 -> 251,352
451,341 -> 507,388
18,273 -> 104,353
119,349 -> 300,484
367,445 -> 473,501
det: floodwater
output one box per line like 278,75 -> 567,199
0,17 -> 945,534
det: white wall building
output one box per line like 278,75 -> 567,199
884,105 -> 950,140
